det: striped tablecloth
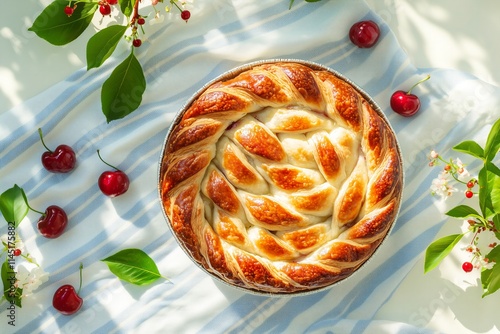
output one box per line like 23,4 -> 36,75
1,0 -> 499,332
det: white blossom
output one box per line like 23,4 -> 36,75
16,265 -> 49,296
149,11 -> 165,25
1,233 -> 25,253
454,158 -> 470,180
473,255 -> 495,270
430,171 -> 458,199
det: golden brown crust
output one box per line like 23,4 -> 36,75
159,62 -> 403,294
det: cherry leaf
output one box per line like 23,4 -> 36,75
1,259 -> 23,308
481,262 -> 500,297
452,140 -> 485,160
87,25 -> 128,70
482,245 -> 500,296
101,248 -> 167,286
0,185 -> 29,227
101,50 -> 146,122
28,0 -> 98,46
445,205 -> 481,219
424,233 -> 464,273
484,117 -> 500,162
120,0 -> 135,17
493,214 -> 500,240
478,162 -> 500,218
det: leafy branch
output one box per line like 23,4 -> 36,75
425,118 -> 500,297
0,185 -> 45,307
28,0 -> 189,122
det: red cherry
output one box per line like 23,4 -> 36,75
13,249 -> 21,257
349,20 -> 380,48
132,39 -> 142,47
462,261 -> 473,273
97,150 -> 130,197
390,91 -> 421,117
108,0 -> 118,5
53,263 -> 84,315
99,4 -> 111,16
465,190 -> 474,198
466,180 -> 475,189
64,6 -> 74,17
137,17 -> 146,25
37,205 -> 68,238
38,128 -> 76,173
99,170 -> 130,197
53,285 -> 82,315
390,75 -> 431,117
181,10 -> 191,22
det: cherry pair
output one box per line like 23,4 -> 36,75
39,128 -> 130,197
349,20 -> 430,117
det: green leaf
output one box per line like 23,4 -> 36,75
478,162 -> 500,217
101,248 -> 166,286
493,214 -> 500,239
424,234 -> 464,273
87,25 -> 128,70
489,161 -> 500,177
120,0 -> 134,17
445,205 -> 481,219
482,245 -> 500,297
1,259 -> 22,308
484,118 -> 500,162
28,0 -> 98,46
485,244 -> 500,264
0,185 -> 29,227
452,140 -> 484,160
481,262 -> 500,297
101,50 -> 146,122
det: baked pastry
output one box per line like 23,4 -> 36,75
159,61 -> 403,294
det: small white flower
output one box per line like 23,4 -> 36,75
461,244 -> 476,253
430,150 -> 439,159
1,233 -> 25,253
454,158 -> 470,180
473,255 -> 495,270
149,11 -> 165,25
16,264 -> 49,296
15,265 -> 30,288
430,171 -> 458,199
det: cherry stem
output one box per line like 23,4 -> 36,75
38,128 -> 53,153
171,0 -> 183,12
21,194 -> 45,216
77,262 -> 84,295
97,149 -> 121,171
129,0 -> 141,26
407,74 -> 431,95
28,204 -> 45,216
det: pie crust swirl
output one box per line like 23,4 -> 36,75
159,61 -> 403,294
